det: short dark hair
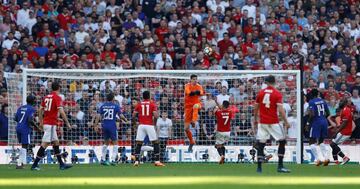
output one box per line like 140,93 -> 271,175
190,74 -> 197,79
106,92 -> 114,101
338,98 -> 348,109
51,81 -> 60,91
143,91 -> 150,100
222,100 -> 230,108
310,89 -> 319,99
26,95 -> 36,105
264,75 -> 276,84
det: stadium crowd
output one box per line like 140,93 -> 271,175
0,0 -> 359,144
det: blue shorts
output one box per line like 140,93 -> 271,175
310,120 -> 328,139
17,130 -> 31,144
102,126 -> 118,141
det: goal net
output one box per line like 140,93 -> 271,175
5,69 -> 301,164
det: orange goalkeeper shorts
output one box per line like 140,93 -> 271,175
184,103 -> 201,124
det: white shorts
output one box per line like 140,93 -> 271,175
136,124 -> 158,142
256,123 -> 286,142
215,131 -> 231,145
332,133 -> 351,144
42,125 -> 58,143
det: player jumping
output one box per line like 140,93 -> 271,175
214,100 -> 233,164
133,91 -> 165,167
253,75 -> 291,173
184,74 -> 204,152
307,89 -> 331,166
14,95 -> 36,169
31,81 -> 73,170
329,97 -> 354,165
94,92 -> 128,166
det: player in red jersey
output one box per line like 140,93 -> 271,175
31,81 -> 72,171
214,100 -> 233,164
329,97 -> 355,165
253,75 -> 290,173
133,91 -> 164,167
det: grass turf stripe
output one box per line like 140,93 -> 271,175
1,177 -> 360,186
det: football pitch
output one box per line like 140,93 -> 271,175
0,163 -> 359,189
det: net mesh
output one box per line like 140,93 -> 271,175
5,70 -> 300,162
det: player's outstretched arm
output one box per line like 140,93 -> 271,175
59,107 -> 72,129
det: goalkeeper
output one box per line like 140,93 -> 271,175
184,74 -> 204,152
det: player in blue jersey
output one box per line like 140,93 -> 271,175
14,95 -> 37,169
94,92 -> 128,166
307,89 -> 330,166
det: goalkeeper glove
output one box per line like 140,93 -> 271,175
189,91 -> 196,96
194,90 -> 201,95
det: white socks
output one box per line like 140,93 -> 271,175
101,145 -> 108,161
319,143 -> 328,160
111,145 -> 118,162
17,148 -> 27,166
310,144 -> 319,161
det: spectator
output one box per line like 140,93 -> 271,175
156,112 -> 172,162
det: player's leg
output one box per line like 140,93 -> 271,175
184,107 -> 195,152
330,133 -> 350,165
52,126 -> 72,170
191,103 -> 201,125
16,132 -> 25,168
31,125 -> 51,170
134,125 -> 146,166
319,122 -> 330,166
100,127 -> 111,165
147,126 -> 164,166
269,124 -> 290,173
110,128 -> 119,165
309,123 -> 322,165
255,124 -> 269,173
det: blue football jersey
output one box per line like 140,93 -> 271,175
98,102 -> 121,127
308,98 -> 329,122
15,105 -> 35,132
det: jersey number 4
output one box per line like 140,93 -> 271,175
262,93 -> 271,108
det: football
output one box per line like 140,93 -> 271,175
203,46 -> 213,56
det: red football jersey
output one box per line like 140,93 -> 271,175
215,108 -> 233,132
340,105 -> 353,136
41,92 -> 63,125
256,86 -> 283,124
135,100 -> 157,125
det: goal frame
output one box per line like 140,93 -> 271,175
20,69 -> 302,164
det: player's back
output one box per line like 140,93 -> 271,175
135,100 -> 157,125
215,108 -> 232,132
309,98 -> 328,123
15,104 -> 35,131
99,102 -> 120,127
41,92 -> 62,125
256,85 -> 282,124
340,105 -> 353,135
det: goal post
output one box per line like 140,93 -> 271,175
5,69 -> 302,164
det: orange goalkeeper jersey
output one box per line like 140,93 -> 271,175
184,83 -> 204,107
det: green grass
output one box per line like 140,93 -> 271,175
0,163 -> 359,189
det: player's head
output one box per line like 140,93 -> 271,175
222,100 -> 230,109
310,89 -> 319,99
338,97 -> 349,109
106,92 -> 114,101
190,74 -> 198,85
51,81 -> 61,91
143,91 -> 150,100
26,95 -> 36,106
264,75 -> 276,85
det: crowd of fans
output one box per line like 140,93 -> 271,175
0,0 -> 360,144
